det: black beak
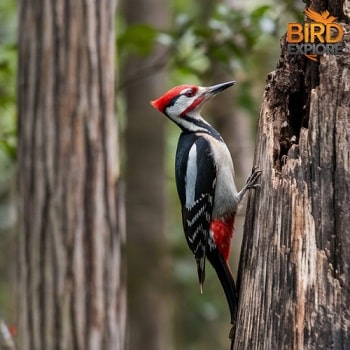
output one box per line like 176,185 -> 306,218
206,81 -> 236,95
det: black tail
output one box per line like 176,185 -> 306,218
207,248 -> 238,325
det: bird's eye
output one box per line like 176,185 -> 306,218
185,90 -> 194,97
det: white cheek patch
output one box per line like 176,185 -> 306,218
164,87 -> 208,132
166,95 -> 193,117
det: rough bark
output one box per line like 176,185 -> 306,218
121,0 -> 170,348
17,1 -> 126,349
232,4 -> 350,349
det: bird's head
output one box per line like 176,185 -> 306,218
150,81 -> 235,129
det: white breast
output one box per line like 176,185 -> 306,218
202,135 -> 239,218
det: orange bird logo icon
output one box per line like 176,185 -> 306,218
304,8 -> 337,25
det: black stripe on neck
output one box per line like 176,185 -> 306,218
182,115 -> 223,141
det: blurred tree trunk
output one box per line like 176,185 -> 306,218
121,0 -> 170,349
233,3 -> 350,349
17,1 -> 126,349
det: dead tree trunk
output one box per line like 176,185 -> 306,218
17,1 -> 126,349
233,4 -> 350,350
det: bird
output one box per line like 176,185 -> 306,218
304,8 -> 337,25
150,81 -> 261,327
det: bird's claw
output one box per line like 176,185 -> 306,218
248,183 -> 261,190
237,167 -> 262,201
245,166 -> 262,189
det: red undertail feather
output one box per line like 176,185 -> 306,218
210,215 -> 235,261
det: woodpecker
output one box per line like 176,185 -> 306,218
150,81 -> 261,326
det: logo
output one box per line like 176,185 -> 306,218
287,8 -> 344,61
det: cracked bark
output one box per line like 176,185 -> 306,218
17,1 -> 126,349
232,5 -> 350,350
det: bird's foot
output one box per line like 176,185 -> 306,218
245,166 -> 262,190
237,167 -> 262,200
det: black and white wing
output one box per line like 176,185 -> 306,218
175,134 -> 216,291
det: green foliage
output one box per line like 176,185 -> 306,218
0,44 -> 17,161
171,4 -> 275,74
118,4 -> 276,75
118,24 -> 158,56
0,0 -> 17,329
0,0 -> 17,161
0,131 -> 16,161
117,3 -> 278,116
0,44 -> 16,106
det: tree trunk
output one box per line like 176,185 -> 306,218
233,4 -> 350,349
121,0 -> 170,349
17,1 -> 126,349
